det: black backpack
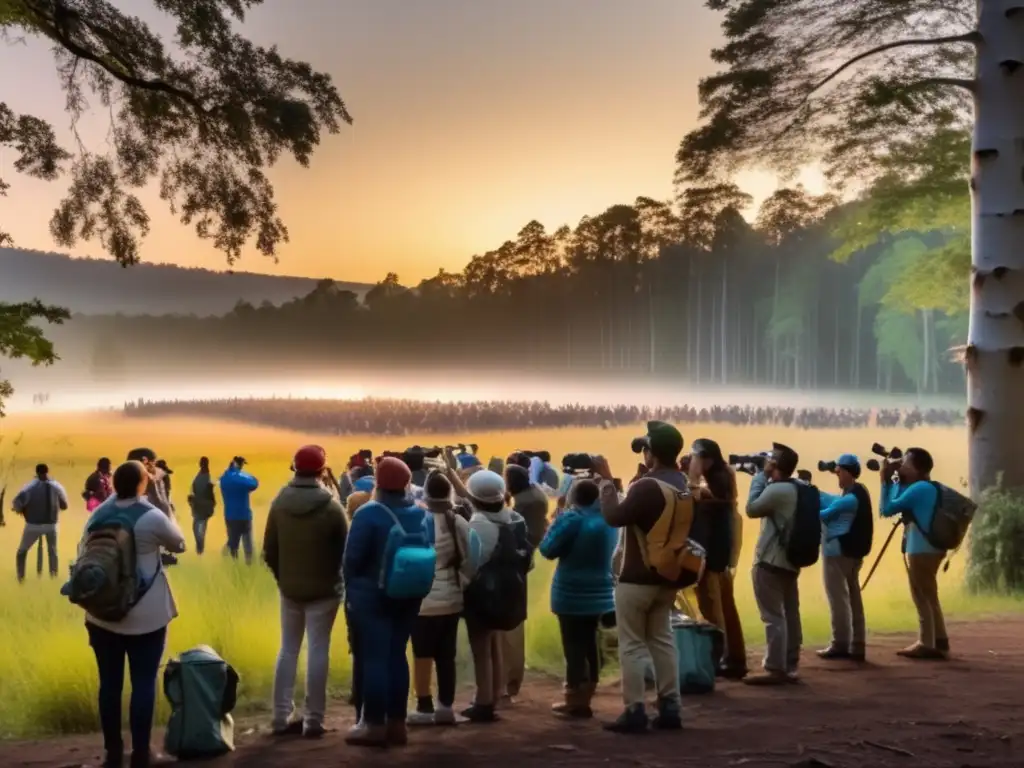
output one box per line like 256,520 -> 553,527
777,480 -> 822,569
839,484 -> 873,559
463,523 -> 531,631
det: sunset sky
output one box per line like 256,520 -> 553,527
1,0 -> 821,285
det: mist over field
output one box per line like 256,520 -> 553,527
3,365 -> 965,415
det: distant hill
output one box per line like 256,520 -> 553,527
0,248 -> 369,316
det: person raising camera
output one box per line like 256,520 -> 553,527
686,439 -> 747,679
878,448 -> 948,660
591,420 -> 686,734
816,455 -> 873,662
744,443 -> 806,686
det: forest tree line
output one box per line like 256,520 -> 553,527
55,185 -> 965,395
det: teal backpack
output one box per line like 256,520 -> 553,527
163,646 -> 239,759
672,616 -> 723,695
374,503 -> 437,600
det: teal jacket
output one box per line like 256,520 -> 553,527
819,491 -> 857,558
539,502 -> 617,617
880,480 -> 943,555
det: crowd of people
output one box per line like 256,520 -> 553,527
10,426 -> 960,767
122,397 -> 964,436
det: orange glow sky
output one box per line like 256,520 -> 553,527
0,0 -> 823,285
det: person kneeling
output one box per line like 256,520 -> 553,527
539,479 -> 617,719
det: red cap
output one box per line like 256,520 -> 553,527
376,456 -> 412,492
294,445 -> 327,475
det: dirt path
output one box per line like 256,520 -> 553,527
5,620 -> 1023,768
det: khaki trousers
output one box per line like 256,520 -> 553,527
502,622 -> 525,696
615,582 -> 680,708
467,626 -> 504,707
907,553 -> 947,648
695,569 -> 747,669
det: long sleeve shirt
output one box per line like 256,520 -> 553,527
818,490 -> 858,557
880,480 -> 942,555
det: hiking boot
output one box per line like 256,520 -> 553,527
816,645 -> 852,660
718,663 -> 748,680
344,721 -> 388,747
603,704 -> 649,734
102,750 -> 124,768
551,686 -> 593,719
851,645 -> 866,662
386,720 -> 408,746
936,638 -> 950,658
897,642 -> 944,660
271,720 -> 303,737
651,698 -> 683,731
432,705 -> 457,725
460,703 -> 498,723
743,670 -> 791,687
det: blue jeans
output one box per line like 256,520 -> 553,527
86,623 -> 167,757
348,592 -> 420,725
225,519 -> 253,563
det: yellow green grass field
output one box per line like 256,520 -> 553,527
0,413 -> 1020,738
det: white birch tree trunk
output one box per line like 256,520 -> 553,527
968,0 -> 1024,493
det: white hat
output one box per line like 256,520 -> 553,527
467,470 -> 506,505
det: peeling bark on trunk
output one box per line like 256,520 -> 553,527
968,0 -> 1024,493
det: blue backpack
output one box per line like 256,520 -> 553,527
374,503 -> 437,600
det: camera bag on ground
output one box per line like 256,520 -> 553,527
61,501 -> 152,621
925,482 -> 977,551
634,480 -> 706,588
778,480 -> 823,568
464,523 -> 531,631
672,614 -> 723,695
163,645 -> 239,759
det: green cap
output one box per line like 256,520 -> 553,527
647,420 -> 684,461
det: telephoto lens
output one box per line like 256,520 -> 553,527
630,437 -> 648,454
817,460 -> 837,473
866,459 -> 881,472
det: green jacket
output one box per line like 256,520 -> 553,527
263,476 -> 348,602
189,471 -> 217,520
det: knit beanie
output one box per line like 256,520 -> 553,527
424,470 -> 453,504
467,470 -> 506,505
376,457 -> 412,492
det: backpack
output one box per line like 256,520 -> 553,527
62,502 -> 152,621
163,645 -> 239,759
839,484 -> 874,559
634,480 -> 706,588
924,482 -> 977,551
776,480 -> 822,569
464,522 -> 530,631
375,503 -> 437,600
671,615 -> 723,695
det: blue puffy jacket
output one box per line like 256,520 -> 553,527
219,465 -> 259,522
539,502 -> 617,616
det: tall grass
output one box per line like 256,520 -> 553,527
0,413 -> 1021,737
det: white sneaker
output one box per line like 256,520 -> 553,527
433,706 -> 456,725
406,710 -> 436,727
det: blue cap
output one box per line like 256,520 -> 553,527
837,454 -> 861,477
457,453 -> 481,470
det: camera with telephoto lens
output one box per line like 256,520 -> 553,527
865,443 -> 903,473
729,452 -> 771,475
818,460 -> 837,473
381,445 -> 443,473
562,452 -> 596,476
447,443 -> 479,456
630,437 -> 649,454
523,450 -> 551,463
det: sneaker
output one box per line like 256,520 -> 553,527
497,693 -> 516,710
271,720 -> 303,737
432,705 -> 457,725
407,710 -> 437,727
816,645 -> 851,660
461,703 -> 498,723
603,705 -> 649,734
344,721 -> 388,747
303,722 -> 328,739
743,670 -> 791,687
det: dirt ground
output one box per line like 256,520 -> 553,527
4,619 -> 1023,768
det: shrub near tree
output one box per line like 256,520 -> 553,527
0,0 -> 351,413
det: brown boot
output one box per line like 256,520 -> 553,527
551,684 -> 593,719
386,719 -> 408,746
897,642 -> 945,660
345,721 -> 388,747
743,670 -> 790,687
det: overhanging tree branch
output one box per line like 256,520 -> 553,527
802,32 -> 979,104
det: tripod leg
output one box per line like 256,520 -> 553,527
861,522 -> 900,591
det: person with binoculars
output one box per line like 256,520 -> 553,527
876,447 -> 949,660
815,455 -> 873,662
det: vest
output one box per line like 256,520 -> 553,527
839,483 -> 873,559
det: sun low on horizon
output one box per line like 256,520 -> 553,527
0,0 -> 825,287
